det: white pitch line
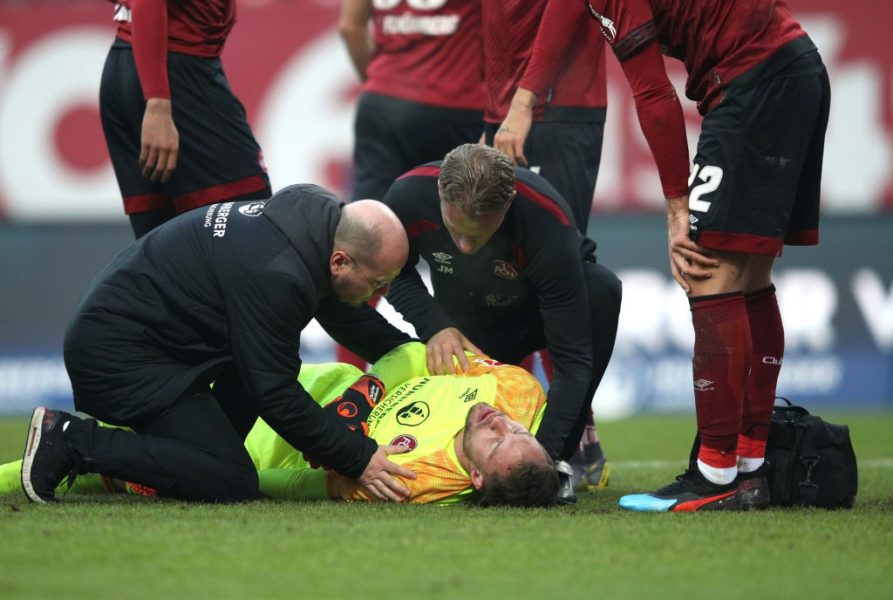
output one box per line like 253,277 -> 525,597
613,458 -> 893,469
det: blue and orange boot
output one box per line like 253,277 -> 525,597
619,466 -> 739,512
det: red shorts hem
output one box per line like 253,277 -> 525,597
173,175 -> 269,213
123,192 -> 169,214
784,228 -> 819,245
697,231 -> 784,257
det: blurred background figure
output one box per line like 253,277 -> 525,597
100,0 -> 271,238
335,0 -> 485,368
482,0 -> 608,234
339,0 -> 484,202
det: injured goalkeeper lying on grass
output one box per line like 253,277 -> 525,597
1,343 -> 558,506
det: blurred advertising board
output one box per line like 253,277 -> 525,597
0,0 -> 891,220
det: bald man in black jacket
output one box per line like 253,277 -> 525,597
22,184 -> 416,504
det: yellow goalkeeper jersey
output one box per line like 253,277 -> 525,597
246,342 -> 547,505
330,354 -> 546,504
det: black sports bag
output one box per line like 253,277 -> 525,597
763,398 -> 858,508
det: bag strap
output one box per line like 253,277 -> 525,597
799,454 -> 820,505
774,396 -> 810,419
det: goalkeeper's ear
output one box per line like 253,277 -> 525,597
470,467 -> 485,492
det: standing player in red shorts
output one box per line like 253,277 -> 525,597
339,0 -> 484,203
336,0 -> 486,369
575,0 -> 831,511
482,0 -> 609,234
101,0 -> 271,238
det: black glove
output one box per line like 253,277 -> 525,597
303,374 -> 387,469
323,373 -> 385,435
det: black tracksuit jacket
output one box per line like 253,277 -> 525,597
64,184 -> 410,478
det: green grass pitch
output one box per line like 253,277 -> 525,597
1,412 -> 891,599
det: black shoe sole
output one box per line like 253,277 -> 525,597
21,407 -> 51,504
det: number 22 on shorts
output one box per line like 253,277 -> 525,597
688,164 -> 724,213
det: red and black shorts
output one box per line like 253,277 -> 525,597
688,38 -> 831,257
353,92 -> 483,202
485,106 -> 607,235
100,38 -> 271,215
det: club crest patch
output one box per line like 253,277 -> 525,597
390,434 -> 418,451
238,201 -> 266,217
396,401 -> 430,426
493,260 -> 518,280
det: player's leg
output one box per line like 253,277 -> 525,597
211,367 -> 259,441
398,101 -> 484,171
338,93 -> 405,368
99,40 -> 171,238
737,51 -> 830,508
619,258 -> 750,512
22,392 -> 263,504
621,47 -> 831,512
350,92 -> 413,203
734,256 -> 779,508
128,205 -> 178,238
1,457 -> 112,496
518,116 -> 605,234
568,260 -> 622,491
257,467 -> 329,501
166,53 -> 270,216
620,80 -> 756,511
0,459 -> 22,494
685,252 -> 753,489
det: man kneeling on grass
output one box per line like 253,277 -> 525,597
3,343 -> 558,507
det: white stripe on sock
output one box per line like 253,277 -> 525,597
697,459 -> 736,485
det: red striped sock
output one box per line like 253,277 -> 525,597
739,285 -> 784,459
690,292 -> 751,469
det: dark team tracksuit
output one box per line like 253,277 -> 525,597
62,185 -> 409,501
383,164 -> 622,461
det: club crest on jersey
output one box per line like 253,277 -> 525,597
396,401 -> 430,427
390,435 -> 418,451
238,201 -> 266,217
493,260 -> 518,280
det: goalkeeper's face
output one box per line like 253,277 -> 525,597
462,403 -> 548,488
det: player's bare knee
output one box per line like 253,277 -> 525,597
688,250 -> 753,296
742,255 -> 775,293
